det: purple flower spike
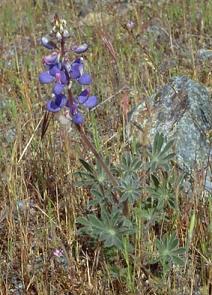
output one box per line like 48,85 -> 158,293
39,71 -> 55,84
53,83 -> 65,95
83,96 -> 97,108
78,73 -> 92,85
72,112 -> 84,125
41,37 -> 57,50
72,43 -> 88,54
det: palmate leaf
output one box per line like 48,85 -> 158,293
116,153 -> 142,177
148,132 -> 175,172
77,207 -> 133,250
156,233 -> 186,274
75,158 -> 109,189
148,173 -> 176,210
119,175 -> 141,204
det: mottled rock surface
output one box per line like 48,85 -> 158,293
128,76 -> 212,190
197,49 -> 212,62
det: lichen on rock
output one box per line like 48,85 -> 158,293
128,76 -> 212,190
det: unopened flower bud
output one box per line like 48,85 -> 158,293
55,20 -> 59,28
61,19 -> 67,26
59,25 -> 64,33
63,30 -> 69,38
56,32 -> 62,40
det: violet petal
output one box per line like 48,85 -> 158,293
46,100 -> 61,112
60,71 -> 68,85
49,65 -> 60,77
39,72 -> 54,84
72,43 -> 88,54
78,73 -> 92,85
53,83 -> 65,95
78,89 -> 89,104
55,94 -> 67,107
72,112 -> 84,125
70,63 -> 81,79
83,96 -> 97,108
44,53 -> 58,65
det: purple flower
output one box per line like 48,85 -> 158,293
46,94 -> 67,112
67,89 -> 98,125
72,43 -> 88,54
77,89 -> 97,108
69,58 -> 92,85
70,58 -> 83,79
39,54 -> 60,84
43,52 -> 59,65
39,71 -> 55,84
78,73 -> 92,85
39,60 -> 68,95
72,112 -> 84,124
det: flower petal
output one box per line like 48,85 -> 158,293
83,96 -> 97,108
55,94 -> 67,107
78,73 -> 92,85
70,63 -> 81,79
72,43 -> 88,54
41,37 -> 57,50
78,89 -> 89,104
53,83 -> 65,95
72,112 -> 84,125
39,71 -> 54,84
46,100 -> 61,112
44,53 -> 58,65
49,65 -> 60,76
60,71 -> 68,85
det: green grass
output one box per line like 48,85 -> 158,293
0,0 -> 211,294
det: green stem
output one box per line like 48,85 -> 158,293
76,124 -> 119,191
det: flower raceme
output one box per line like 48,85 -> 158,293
39,17 -> 97,125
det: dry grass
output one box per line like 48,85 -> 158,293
0,0 -> 211,294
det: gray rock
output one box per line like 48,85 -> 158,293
128,76 -> 212,190
5,128 -> 16,144
197,49 -> 212,62
146,24 -> 169,44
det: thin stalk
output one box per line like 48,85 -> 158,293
66,88 -> 118,194
76,124 -> 119,189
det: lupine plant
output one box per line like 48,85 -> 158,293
39,16 -> 186,289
